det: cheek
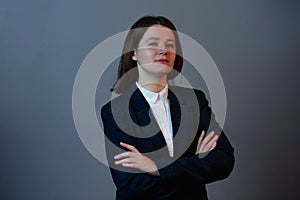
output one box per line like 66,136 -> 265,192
137,50 -> 156,63
169,53 -> 176,63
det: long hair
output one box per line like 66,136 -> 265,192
111,16 -> 183,93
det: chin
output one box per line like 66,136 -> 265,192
155,63 -> 173,72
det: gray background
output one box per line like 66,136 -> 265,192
1,0 -> 300,199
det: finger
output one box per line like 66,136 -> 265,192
199,131 -> 215,152
114,157 -> 135,165
197,131 -> 205,145
114,151 -> 132,160
210,141 -> 217,151
203,135 -> 219,152
121,163 -> 138,168
196,131 -> 205,154
205,135 -> 219,151
120,142 -> 139,153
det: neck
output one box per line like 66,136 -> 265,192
138,80 -> 166,93
138,75 -> 167,93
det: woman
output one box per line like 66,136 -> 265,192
101,15 -> 234,200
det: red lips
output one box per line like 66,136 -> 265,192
155,59 -> 169,64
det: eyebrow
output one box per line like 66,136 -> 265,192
145,37 -> 175,42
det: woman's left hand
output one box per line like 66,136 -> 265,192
114,142 -> 160,176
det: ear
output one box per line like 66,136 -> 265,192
132,49 -> 137,61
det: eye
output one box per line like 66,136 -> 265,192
148,42 -> 158,47
166,43 -> 175,49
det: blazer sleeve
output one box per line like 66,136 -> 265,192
101,102 -> 167,200
157,89 -> 235,184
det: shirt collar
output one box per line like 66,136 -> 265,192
136,81 -> 168,104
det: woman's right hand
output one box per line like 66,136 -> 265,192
195,130 -> 219,154
114,142 -> 160,176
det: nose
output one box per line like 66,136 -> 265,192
157,47 -> 168,54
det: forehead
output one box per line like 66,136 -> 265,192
140,25 -> 175,41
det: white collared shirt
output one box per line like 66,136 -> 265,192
136,82 -> 174,157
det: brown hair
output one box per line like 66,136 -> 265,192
111,15 -> 183,93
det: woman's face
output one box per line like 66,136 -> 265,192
133,24 -> 176,77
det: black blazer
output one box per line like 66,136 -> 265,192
101,85 -> 235,200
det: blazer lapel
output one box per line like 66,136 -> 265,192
168,88 -> 181,138
168,87 -> 196,157
127,86 -> 166,151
